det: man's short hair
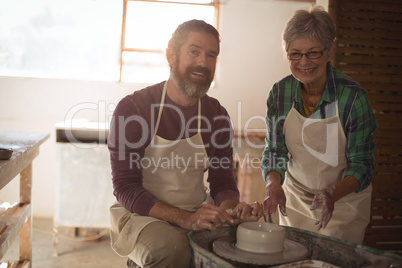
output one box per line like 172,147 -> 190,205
167,19 -> 220,57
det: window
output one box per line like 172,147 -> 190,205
0,0 -> 219,84
0,0 -> 122,81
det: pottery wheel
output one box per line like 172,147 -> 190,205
213,236 -> 309,266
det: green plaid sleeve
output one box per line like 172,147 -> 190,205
340,86 -> 377,192
261,78 -> 295,183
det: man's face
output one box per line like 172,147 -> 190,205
170,31 -> 219,99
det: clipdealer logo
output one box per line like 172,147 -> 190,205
61,100 -> 266,151
61,99 -> 341,169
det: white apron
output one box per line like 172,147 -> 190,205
110,82 -> 213,256
280,101 -> 372,244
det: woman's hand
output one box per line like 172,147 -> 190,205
310,186 -> 335,230
310,177 -> 360,230
263,172 -> 287,222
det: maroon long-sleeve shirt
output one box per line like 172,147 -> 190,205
108,81 -> 240,216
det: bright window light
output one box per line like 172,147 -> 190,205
0,0 -> 217,84
0,0 -> 122,81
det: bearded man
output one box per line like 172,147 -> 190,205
108,20 -> 263,268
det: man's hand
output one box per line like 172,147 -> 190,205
229,201 -> 264,224
189,203 -> 235,231
263,172 -> 287,223
149,201 -> 234,231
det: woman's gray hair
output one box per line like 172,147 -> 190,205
282,6 -> 335,52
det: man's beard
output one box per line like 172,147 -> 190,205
170,62 -> 213,99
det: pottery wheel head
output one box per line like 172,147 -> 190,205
212,236 -> 309,266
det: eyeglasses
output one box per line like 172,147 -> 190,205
287,50 -> 325,61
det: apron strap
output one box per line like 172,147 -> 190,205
153,82 -> 167,136
197,98 -> 201,132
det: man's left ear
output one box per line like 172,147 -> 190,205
166,48 -> 175,67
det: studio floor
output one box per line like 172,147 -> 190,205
3,217 -> 127,268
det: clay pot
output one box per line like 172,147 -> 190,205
236,222 -> 285,253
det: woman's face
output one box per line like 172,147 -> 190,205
287,37 -> 331,89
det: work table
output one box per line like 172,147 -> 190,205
0,131 -> 49,268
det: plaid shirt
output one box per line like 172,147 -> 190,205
261,63 -> 377,192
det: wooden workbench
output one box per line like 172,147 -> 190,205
0,131 -> 49,268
